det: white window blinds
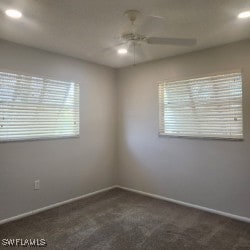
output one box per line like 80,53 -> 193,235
0,71 -> 79,142
158,72 -> 243,139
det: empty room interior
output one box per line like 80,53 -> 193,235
0,0 -> 250,249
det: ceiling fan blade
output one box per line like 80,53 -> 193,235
87,42 -> 126,59
147,37 -> 197,46
100,42 -> 126,54
147,14 -> 167,20
141,13 -> 167,20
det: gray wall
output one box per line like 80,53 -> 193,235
0,40 -> 117,220
1,39 -> 249,221
117,40 -> 250,218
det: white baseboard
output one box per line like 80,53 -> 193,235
117,185 -> 250,223
1,185 -> 249,225
0,185 -> 116,225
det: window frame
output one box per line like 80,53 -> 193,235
158,70 -> 244,140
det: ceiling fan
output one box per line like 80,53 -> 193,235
116,10 -> 197,64
122,10 -> 197,46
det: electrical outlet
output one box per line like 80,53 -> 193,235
34,180 -> 40,190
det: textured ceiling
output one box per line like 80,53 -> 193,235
0,0 -> 250,68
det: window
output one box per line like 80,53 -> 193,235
0,71 -> 79,142
158,72 -> 243,139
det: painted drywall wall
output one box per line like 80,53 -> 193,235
117,40 -> 250,218
1,38 -> 249,222
0,40 -> 117,220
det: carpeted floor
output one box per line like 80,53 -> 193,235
0,188 -> 249,249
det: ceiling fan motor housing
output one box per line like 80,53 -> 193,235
122,33 -> 146,43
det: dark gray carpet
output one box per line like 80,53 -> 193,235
0,188 -> 249,249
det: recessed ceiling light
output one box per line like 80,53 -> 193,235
238,11 -> 250,19
5,9 -> 22,19
118,48 -> 128,55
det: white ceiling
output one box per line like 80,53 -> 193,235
0,0 -> 250,68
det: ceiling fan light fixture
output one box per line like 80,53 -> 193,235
238,11 -> 250,19
117,48 -> 128,55
5,9 -> 22,19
